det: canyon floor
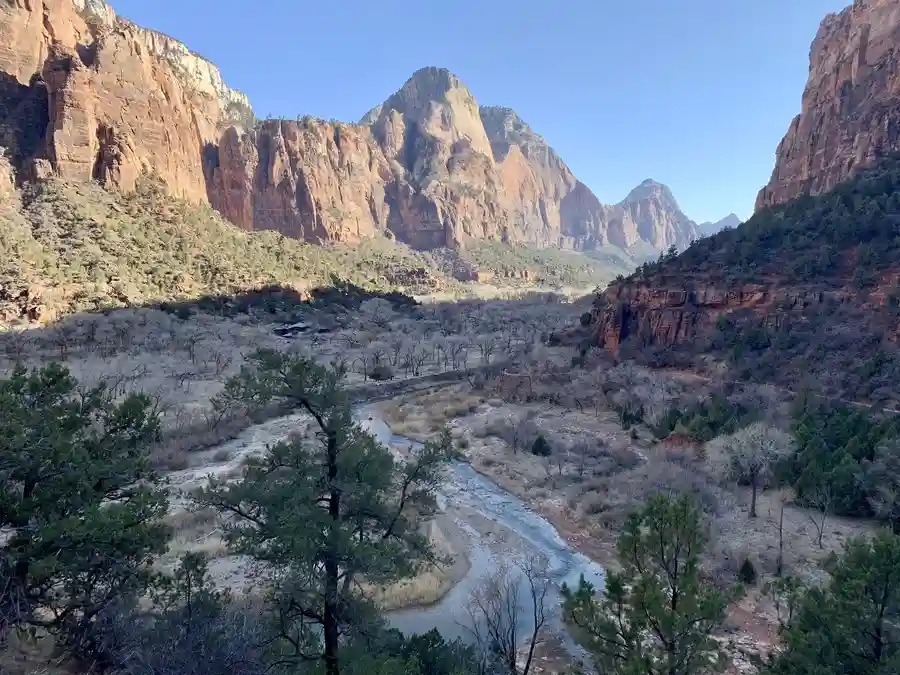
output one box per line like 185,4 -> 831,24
0,289 -> 879,675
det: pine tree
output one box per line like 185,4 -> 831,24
197,349 -> 453,675
766,531 -> 900,675
562,494 -> 739,675
0,363 -> 169,648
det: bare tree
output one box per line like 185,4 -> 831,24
402,342 -> 429,377
49,322 -> 79,361
466,555 -> 551,675
716,422 -> 794,518
476,334 -> 499,365
359,298 -> 395,329
0,329 -> 31,365
387,334 -> 406,367
497,414 -> 539,455
447,337 -> 469,370
806,480 -> 833,549
768,487 -> 794,577
570,440 -> 597,479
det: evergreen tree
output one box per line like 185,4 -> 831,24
197,350 -> 453,675
766,531 -> 900,675
0,363 -> 169,649
530,434 -> 552,457
562,494 -> 739,675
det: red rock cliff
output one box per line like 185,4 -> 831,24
591,281 -> 833,351
0,3 -> 700,252
0,0 -> 251,204
756,0 -> 900,210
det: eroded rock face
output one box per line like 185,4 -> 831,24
0,3 -> 699,252
591,281 -> 827,351
208,120 -> 391,242
479,108 -> 701,252
756,0 -> 900,210
0,0 -> 250,203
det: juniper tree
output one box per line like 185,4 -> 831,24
562,494 -> 739,675
197,349 -> 453,675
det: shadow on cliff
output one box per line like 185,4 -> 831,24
0,71 -> 50,173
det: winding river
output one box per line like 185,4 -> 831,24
358,409 -> 604,646
168,405 -> 604,657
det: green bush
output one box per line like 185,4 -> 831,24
652,394 -> 755,441
531,434 -> 552,457
370,363 -> 395,381
738,558 -> 758,586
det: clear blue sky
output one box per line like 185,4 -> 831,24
112,0 -> 848,223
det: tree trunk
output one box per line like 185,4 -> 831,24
324,430 -> 341,675
776,502 -> 785,576
323,557 -> 340,675
749,473 -> 758,519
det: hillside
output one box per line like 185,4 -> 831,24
0,1 -> 704,255
0,176 -> 629,324
591,154 -> 900,407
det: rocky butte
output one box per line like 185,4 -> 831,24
756,0 -> 900,210
0,0 -> 705,253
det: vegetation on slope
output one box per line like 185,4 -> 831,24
0,178 -> 625,324
447,241 -> 634,288
630,153 -> 900,288
609,155 -> 900,406
4,317 -> 900,674
0,178 -> 457,322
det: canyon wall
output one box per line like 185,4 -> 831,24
756,0 -> 900,210
0,1 -> 700,252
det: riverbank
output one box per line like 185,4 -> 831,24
365,513 -> 472,611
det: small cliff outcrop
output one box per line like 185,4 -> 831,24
591,282 -> 802,351
756,0 -> 900,210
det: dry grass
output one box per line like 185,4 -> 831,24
366,516 -> 471,611
376,384 -> 487,439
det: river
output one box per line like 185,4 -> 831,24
168,405 -> 604,656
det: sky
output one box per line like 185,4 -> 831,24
111,0 -> 849,224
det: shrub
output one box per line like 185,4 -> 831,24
370,362 -> 395,381
738,558 -> 758,586
531,434 -> 552,457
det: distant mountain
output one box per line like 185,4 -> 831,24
697,213 -> 742,238
609,179 -> 702,252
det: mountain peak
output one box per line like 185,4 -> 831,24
395,66 -> 469,103
697,213 -> 742,237
623,179 -> 679,210
365,66 -> 481,127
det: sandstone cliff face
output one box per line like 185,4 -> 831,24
591,281 -> 819,351
756,0 -> 900,210
479,105 -> 577,247
208,119 -> 392,243
0,0 -> 250,203
0,2 -> 700,253
607,180 -> 701,251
